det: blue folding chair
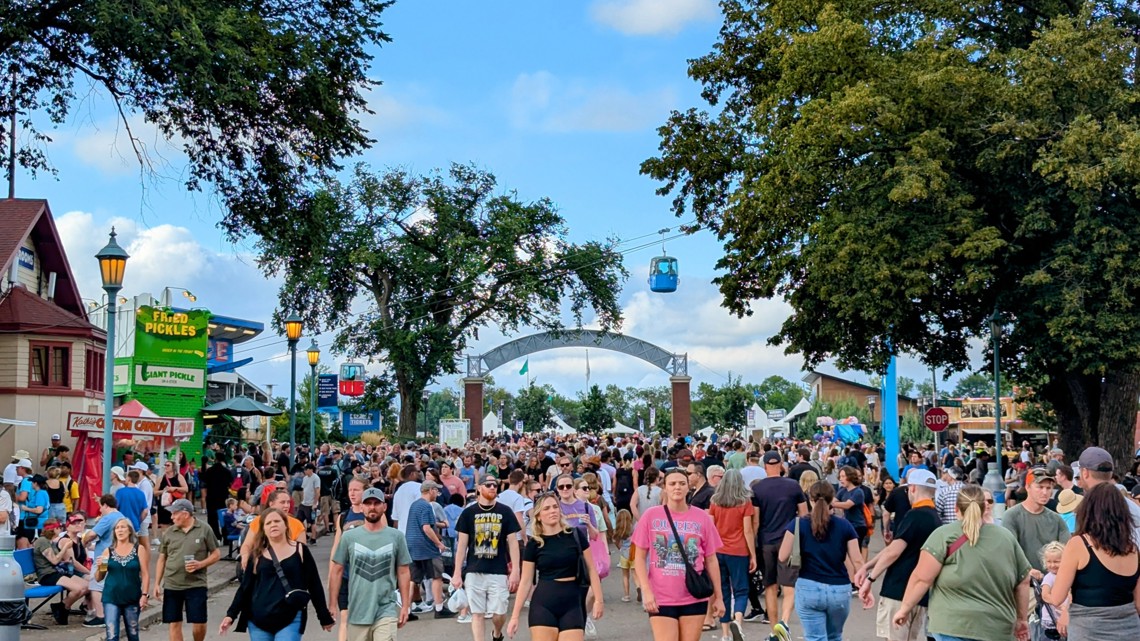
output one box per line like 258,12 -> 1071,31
218,509 -> 241,560
13,547 -> 64,630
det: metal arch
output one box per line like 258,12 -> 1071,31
468,330 -> 687,377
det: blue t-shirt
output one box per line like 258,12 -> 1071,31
458,466 -> 477,491
444,504 -> 463,538
405,498 -> 440,561
786,516 -> 857,585
837,486 -> 866,527
92,510 -> 124,560
25,488 -> 50,527
114,487 -> 147,531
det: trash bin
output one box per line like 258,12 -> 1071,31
0,535 -> 26,641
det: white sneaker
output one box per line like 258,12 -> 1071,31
456,613 -> 472,624
412,602 -> 433,614
584,617 -> 597,639
484,612 -> 493,619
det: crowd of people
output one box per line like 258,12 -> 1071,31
5,430 -> 1140,641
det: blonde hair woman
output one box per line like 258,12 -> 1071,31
507,494 -> 603,641
95,518 -> 149,641
893,485 -> 1032,641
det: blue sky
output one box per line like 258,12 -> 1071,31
23,0 -> 983,411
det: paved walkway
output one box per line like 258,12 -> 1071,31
21,523 -> 884,641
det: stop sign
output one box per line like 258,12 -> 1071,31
924,407 -> 950,432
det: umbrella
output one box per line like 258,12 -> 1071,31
202,396 -> 284,417
816,416 -> 835,427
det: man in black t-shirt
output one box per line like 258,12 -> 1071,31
882,482 -> 912,539
452,474 -> 521,641
787,447 -> 816,481
856,469 -> 942,641
315,460 -> 340,535
275,445 -> 290,478
752,451 -> 807,638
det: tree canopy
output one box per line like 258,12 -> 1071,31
643,0 -> 1140,466
1,0 -> 391,236
579,384 -> 614,434
258,163 -> 627,435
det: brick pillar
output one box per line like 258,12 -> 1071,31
464,377 -> 485,440
670,375 -> 692,438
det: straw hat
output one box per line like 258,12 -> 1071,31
1057,488 -> 1083,514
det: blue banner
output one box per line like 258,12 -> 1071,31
341,410 -> 380,436
318,374 -> 339,408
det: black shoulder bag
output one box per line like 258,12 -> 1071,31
267,543 -> 312,609
568,528 -> 591,589
662,505 -> 714,599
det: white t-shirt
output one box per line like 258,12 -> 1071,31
137,477 -> 154,526
2,464 -> 18,486
0,489 -> 12,536
740,465 -> 767,488
497,488 -> 532,539
301,474 -> 321,507
391,481 -> 421,533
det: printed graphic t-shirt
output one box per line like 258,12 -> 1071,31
333,525 -> 412,625
630,504 -> 723,606
455,501 -> 521,575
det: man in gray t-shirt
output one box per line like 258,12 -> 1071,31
1002,467 -> 1069,573
329,488 -> 412,639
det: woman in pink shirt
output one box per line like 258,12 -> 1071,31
633,468 -> 725,641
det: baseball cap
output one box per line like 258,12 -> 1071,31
479,473 -> 499,485
1078,447 -> 1114,473
51,433 -> 61,440
762,451 -> 782,465
361,487 -> 386,503
110,466 -> 126,480
747,450 -> 761,460
906,469 -> 938,488
16,458 -> 33,470
677,449 -> 694,461
132,461 -> 150,472
168,498 -> 195,513
420,480 -> 442,492
1026,466 -> 1056,485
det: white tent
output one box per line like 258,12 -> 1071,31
550,415 -> 576,436
482,412 -> 508,435
605,422 -> 638,435
786,397 -> 812,421
696,426 -> 716,438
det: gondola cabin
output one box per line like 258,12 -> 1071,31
339,362 -> 365,397
649,256 -> 679,293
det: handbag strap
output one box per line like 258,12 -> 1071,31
946,534 -> 969,559
266,542 -> 299,592
568,529 -> 586,583
662,505 -> 697,573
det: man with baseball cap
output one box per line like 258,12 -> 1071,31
452,474 -> 521,641
1002,466 -> 1069,574
753,449 -> 806,641
40,433 -> 63,468
857,469 -> 942,641
153,498 -> 220,641
329,487 -> 412,641
3,449 -> 30,485
1077,446 -> 1140,546
405,480 -> 455,618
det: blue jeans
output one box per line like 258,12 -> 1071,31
104,602 -> 140,641
248,611 -> 302,641
717,553 -> 750,623
793,578 -> 850,641
49,504 -> 67,521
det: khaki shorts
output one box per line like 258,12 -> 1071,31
876,596 -> 927,641
466,572 -> 509,615
347,617 -> 397,641
319,495 -> 334,517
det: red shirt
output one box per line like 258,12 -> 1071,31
708,501 -> 755,557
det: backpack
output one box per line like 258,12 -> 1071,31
860,485 -> 875,526
614,470 -> 634,506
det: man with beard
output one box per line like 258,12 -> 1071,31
452,474 -> 521,641
329,487 -> 412,641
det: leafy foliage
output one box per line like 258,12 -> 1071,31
1,0 -> 392,234
643,0 -> 1140,466
257,164 -> 627,435
579,385 -> 614,434
952,372 -> 1012,399
514,384 -> 555,433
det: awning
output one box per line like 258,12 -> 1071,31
202,396 -> 284,417
960,428 -> 1010,435
1010,427 -> 1052,435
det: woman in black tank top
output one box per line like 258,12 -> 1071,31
1045,483 -> 1140,640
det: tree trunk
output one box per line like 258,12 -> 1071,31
1097,367 -> 1140,472
1046,371 -> 1093,458
396,376 -> 424,437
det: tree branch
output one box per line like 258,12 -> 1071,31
0,0 -> 85,56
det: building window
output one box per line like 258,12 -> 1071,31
85,349 -> 105,391
29,342 -> 70,388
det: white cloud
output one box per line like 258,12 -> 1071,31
509,71 -> 675,133
359,83 -> 449,138
590,0 -> 719,36
68,115 -> 185,177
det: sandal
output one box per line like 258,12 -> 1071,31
702,624 -> 716,631
621,595 -> 631,602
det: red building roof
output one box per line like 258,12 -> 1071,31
0,199 -> 87,318
0,285 -> 104,338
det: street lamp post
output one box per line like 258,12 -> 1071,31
990,309 -> 1003,476
284,314 -> 303,468
96,229 -> 129,495
307,339 -> 320,455
422,390 -> 431,436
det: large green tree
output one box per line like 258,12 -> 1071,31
579,384 -> 614,434
643,0 -> 1140,467
515,384 -> 555,433
2,1 -> 391,233
752,375 -> 806,413
259,164 -> 626,435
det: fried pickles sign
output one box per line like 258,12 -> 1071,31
135,305 -> 209,367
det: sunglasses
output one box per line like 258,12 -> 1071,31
557,484 -> 574,489
986,499 -> 995,504
482,482 -> 498,488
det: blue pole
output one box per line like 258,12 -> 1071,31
101,293 -> 118,495
883,354 -> 900,482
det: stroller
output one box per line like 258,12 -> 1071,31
1030,577 -> 1064,641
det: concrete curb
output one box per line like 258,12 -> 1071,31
81,566 -> 237,641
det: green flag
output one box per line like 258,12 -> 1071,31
519,358 -> 529,375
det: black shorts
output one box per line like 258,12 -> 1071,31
853,525 -> 869,547
338,578 -> 349,611
650,601 -> 708,619
529,581 -> 584,630
38,572 -> 64,587
162,587 -> 208,624
760,543 -> 798,588
296,505 -> 314,524
411,558 -> 444,583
